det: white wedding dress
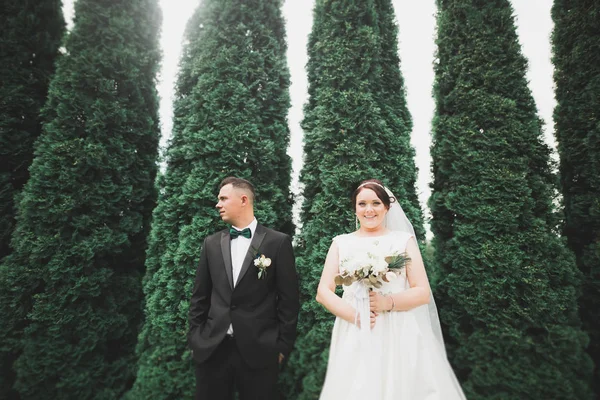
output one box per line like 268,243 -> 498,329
319,231 -> 466,400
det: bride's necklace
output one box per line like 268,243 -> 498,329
354,228 -> 390,238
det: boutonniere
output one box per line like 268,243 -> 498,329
253,253 -> 272,279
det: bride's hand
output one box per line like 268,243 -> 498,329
370,311 -> 377,329
355,310 -> 378,329
369,291 -> 391,312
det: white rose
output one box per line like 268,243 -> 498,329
254,259 -> 260,266
385,271 -> 397,281
263,258 -> 272,267
373,258 -> 388,273
345,259 -> 361,274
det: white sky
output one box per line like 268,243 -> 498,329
62,0 -> 557,230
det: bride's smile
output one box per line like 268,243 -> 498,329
355,188 -> 388,232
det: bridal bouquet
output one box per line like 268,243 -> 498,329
335,251 -> 410,289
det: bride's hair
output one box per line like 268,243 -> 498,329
351,179 -> 396,211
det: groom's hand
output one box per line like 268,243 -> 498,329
279,353 -> 285,364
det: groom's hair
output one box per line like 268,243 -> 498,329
219,176 -> 256,202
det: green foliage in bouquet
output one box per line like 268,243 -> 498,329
385,252 -> 410,271
334,252 -> 410,288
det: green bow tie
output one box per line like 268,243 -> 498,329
229,227 -> 252,239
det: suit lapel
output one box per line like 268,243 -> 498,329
235,224 -> 267,287
220,231 -> 234,290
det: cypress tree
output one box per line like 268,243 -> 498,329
281,1 -> 423,398
0,3 -> 65,395
374,0 -> 425,240
128,1 -> 293,398
552,0 -> 600,394
0,0 -> 64,261
430,0 -> 593,398
0,0 -> 162,398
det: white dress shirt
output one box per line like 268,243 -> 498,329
227,218 -> 257,335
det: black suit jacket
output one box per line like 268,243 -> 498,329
188,224 -> 300,369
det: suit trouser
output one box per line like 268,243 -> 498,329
194,335 -> 279,400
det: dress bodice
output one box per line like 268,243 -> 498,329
333,231 -> 414,300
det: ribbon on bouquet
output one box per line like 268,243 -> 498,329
354,282 -> 371,337
353,283 -> 375,394
352,283 -> 383,398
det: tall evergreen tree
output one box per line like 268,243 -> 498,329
430,0 -> 593,398
127,1 -> 294,398
374,0 -> 424,240
0,3 -> 65,395
552,0 -> 600,395
0,0 -> 162,398
281,1 -> 423,398
0,0 -> 64,261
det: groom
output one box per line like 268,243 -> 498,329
188,177 -> 300,400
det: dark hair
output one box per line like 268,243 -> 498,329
219,176 -> 256,201
351,179 -> 395,211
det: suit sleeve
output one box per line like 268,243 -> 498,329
275,235 -> 300,358
188,238 -> 212,344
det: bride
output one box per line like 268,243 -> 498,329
316,179 -> 466,399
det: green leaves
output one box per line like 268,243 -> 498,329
0,0 -> 162,398
430,1 -> 593,398
0,0 -> 65,262
385,252 -> 410,271
552,0 -> 600,396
